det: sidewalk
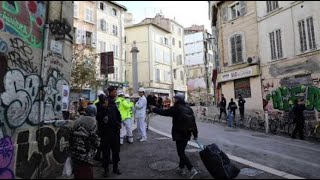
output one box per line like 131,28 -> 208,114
88,129 -> 283,179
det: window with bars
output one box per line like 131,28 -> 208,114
113,25 -> 118,36
230,34 -> 243,64
266,1 -> 279,13
269,29 -> 283,60
299,17 -> 316,52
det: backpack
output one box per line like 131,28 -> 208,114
179,106 -> 196,132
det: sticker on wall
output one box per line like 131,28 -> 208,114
62,85 -> 69,111
50,40 -> 63,54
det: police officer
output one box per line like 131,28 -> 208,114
98,86 -> 122,177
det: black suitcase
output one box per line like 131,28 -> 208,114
196,141 -> 240,179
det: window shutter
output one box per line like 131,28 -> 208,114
76,29 -> 82,44
236,35 -> 242,62
230,36 -> 236,63
222,7 -> 228,22
240,1 -> 247,16
81,30 -> 86,44
91,32 -> 97,48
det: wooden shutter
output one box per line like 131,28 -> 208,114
239,1 -> 247,16
222,7 -> 228,22
91,32 -> 96,48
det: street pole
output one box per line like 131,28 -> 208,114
131,41 -> 139,98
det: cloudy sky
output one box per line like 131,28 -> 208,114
117,1 -> 211,30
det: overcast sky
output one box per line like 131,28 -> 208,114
117,1 -> 211,30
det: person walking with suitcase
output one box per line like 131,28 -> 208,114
219,94 -> 227,120
151,93 -> 199,179
291,99 -> 306,140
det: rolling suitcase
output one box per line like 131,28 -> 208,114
195,141 -> 240,179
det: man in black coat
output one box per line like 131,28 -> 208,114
151,93 -> 199,179
238,94 -> 246,121
228,98 -> 237,118
97,86 -> 122,177
291,99 -> 306,140
219,94 -> 227,119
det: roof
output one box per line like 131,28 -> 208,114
109,1 -> 127,11
125,22 -> 171,33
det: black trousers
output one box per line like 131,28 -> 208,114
219,107 -> 227,119
292,122 -> 305,140
101,132 -> 120,172
176,140 -> 193,171
239,108 -> 244,120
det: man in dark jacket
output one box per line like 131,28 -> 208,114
291,99 -> 306,140
228,98 -> 237,118
94,94 -> 107,161
219,94 -> 227,119
151,93 -> 199,179
238,94 -> 246,120
97,86 -> 122,177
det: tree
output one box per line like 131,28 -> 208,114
71,44 -> 98,94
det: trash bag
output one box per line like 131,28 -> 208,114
62,157 -> 73,177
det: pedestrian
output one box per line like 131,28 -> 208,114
227,98 -> 237,118
219,94 -> 227,120
158,96 -> 163,109
78,98 -> 87,115
98,86 -> 122,177
135,87 -> 148,142
94,93 -> 107,161
238,94 -> 246,121
116,92 -> 134,144
151,93 -> 199,179
291,99 -> 306,140
69,104 -> 100,179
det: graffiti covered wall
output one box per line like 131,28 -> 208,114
262,55 -> 320,121
0,1 -> 73,178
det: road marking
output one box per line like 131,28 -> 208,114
149,126 -> 305,179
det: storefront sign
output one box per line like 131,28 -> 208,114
218,65 -> 259,82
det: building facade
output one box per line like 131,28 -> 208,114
257,1 -> 320,121
139,14 -> 187,98
125,23 -> 172,98
0,1 -> 73,178
210,1 -> 263,114
184,25 -> 215,105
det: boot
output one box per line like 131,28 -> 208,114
113,163 -> 122,175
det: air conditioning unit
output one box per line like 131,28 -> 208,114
247,56 -> 259,65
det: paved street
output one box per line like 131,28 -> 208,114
149,114 -> 320,179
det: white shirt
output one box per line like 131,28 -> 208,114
135,95 -> 147,118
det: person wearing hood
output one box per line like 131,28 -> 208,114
151,93 -> 199,179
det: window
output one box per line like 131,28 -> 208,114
113,66 -> 118,81
85,31 -> 92,45
100,19 -> 107,31
269,29 -> 283,60
172,38 -> 175,46
99,2 -> 105,11
164,38 -> 168,45
112,44 -> 119,57
230,2 -> 240,20
124,36 -> 127,43
230,34 -> 243,64
113,25 -> 118,36
266,1 -> 279,13
99,41 -> 106,52
180,71 -> 184,81
112,8 -> 117,16
74,2 -> 79,18
299,17 -> 316,52
172,25 -> 175,33
173,52 -> 176,62
156,69 -> 160,82
173,69 -> 177,79
177,54 -> 182,65
234,78 -> 251,98
85,8 -> 94,23
179,41 -> 182,48
178,28 -> 182,36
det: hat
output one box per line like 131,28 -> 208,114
125,94 -> 130,98
85,104 -> 97,117
138,87 -> 145,92
107,86 -> 118,93
174,93 -> 185,101
118,90 -> 124,96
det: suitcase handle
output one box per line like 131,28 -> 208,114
194,140 -> 205,150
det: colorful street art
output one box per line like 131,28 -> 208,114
0,1 -> 46,48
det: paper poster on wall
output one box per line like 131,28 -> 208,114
62,85 -> 69,111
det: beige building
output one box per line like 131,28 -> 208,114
125,22 -> 173,98
96,1 -> 127,88
139,14 -> 187,97
210,1 -> 263,114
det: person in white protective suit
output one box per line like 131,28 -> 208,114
135,87 -> 148,142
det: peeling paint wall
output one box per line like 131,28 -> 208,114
0,1 -> 73,178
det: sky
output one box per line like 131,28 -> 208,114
117,1 -> 211,30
